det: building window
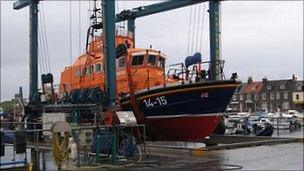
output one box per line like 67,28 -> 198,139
82,67 -> 87,76
267,85 -> 271,90
240,94 -> 243,101
247,94 -> 251,100
276,92 -> 280,100
132,55 -> 144,66
280,84 -> 285,90
262,102 -> 267,110
254,94 -> 258,101
270,93 -> 274,100
270,103 -> 273,112
283,101 -> 289,109
262,93 -> 266,100
284,92 -> 288,99
296,94 -> 300,100
89,65 -> 94,74
232,95 -> 237,101
297,84 -> 302,91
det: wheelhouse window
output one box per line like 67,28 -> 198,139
82,67 -> 87,76
132,55 -> 144,66
117,57 -> 125,68
95,63 -> 102,72
147,55 -> 156,66
89,65 -> 94,74
157,57 -> 165,68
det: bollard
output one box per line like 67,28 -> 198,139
15,129 -> 27,154
277,118 -> 279,137
31,149 -> 40,171
96,134 -> 100,165
0,131 -> 4,156
111,128 -> 117,164
42,150 -> 46,171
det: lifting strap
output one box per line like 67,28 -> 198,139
124,52 -> 145,123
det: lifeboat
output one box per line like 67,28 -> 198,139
59,31 -> 240,141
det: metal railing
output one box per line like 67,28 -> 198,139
0,121 -> 147,170
224,115 -> 303,138
166,60 -> 226,84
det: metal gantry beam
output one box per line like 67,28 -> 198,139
13,0 -> 30,10
102,0 -> 117,107
116,0 -> 208,22
116,0 -> 208,43
116,0 -> 221,80
14,0 -> 39,102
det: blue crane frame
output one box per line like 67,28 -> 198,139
13,0 -> 221,106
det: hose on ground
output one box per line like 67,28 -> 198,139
51,127 -> 71,169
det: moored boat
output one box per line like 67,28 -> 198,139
56,3 -> 241,142
120,79 -> 240,141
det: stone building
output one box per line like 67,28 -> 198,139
229,75 -> 304,113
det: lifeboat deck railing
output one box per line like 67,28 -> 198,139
166,60 -> 226,84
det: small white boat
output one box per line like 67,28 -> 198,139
286,110 -> 304,126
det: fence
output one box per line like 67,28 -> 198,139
0,121 -> 147,170
224,115 -> 303,137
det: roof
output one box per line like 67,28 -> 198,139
244,82 -> 263,94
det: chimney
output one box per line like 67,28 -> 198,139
247,76 -> 253,84
262,77 -> 268,84
292,74 -> 297,81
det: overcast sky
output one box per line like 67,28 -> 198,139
0,0 -> 303,101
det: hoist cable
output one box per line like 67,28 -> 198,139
115,1 -> 120,32
0,0 -> 2,104
78,0 -> 81,54
41,3 -> 51,73
123,1 -> 126,32
199,4 -> 206,53
38,24 -> 46,74
206,10 -> 210,59
38,11 -> 45,74
69,0 -> 72,84
38,28 -> 43,75
195,4 -> 202,52
190,5 -> 197,55
88,0 -> 92,29
40,3 -> 46,72
187,6 -> 193,55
